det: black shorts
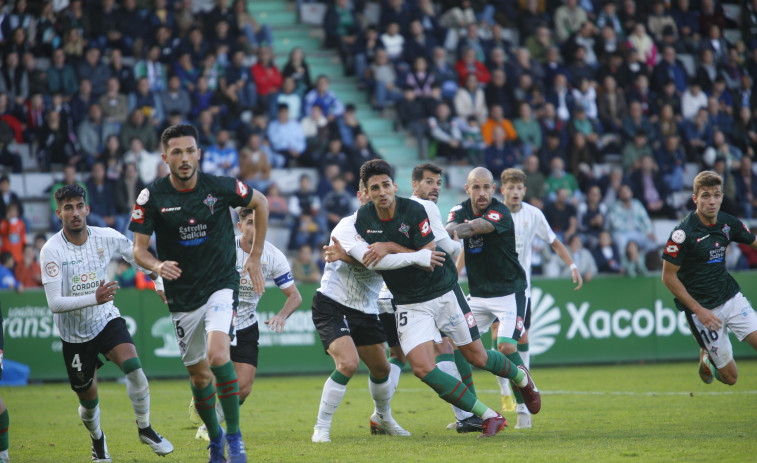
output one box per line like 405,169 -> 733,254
379,312 -> 400,348
312,291 -> 386,353
230,323 -> 260,367
524,297 -> 532,331
61,317 -> 134,392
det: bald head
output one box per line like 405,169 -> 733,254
465,167 -> 496,214
467,167 -> 494,186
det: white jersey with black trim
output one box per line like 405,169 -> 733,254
318,212 -> 383,314
40,226 -> 147,343
235,237 -> 294,330
510,201 -> 557,296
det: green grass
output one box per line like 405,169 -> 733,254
5,360 -> 756,462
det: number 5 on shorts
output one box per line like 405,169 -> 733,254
71,353 -> 82,372
397,312 -> 408,327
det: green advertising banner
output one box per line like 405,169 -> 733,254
3,272 -> 757,381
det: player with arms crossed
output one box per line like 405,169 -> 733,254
354,160 -> 540,438
446,167 -> 545,426
312,180 -> 437,442
495,168 -> 581,428
40,185 -> 173,462
193,207 -> 302,440
662,171 -> 757,386
130,124 -> 269,463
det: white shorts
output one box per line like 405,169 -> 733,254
394,285 -> 480,355
171,289 -> 236,366
690,292 -> 757,369
468,291 -> 527,343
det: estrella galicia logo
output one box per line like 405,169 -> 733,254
203,194 -> 218,215
528,287 -> 562,356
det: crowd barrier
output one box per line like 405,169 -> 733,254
3,274 -> 756,381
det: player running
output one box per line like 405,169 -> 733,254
40,184 -> 173,462
193,206 -> 302,440
662,171 -> 757,386
130,124 -> 269,463
353,160 -> 540,438
495,168 -> 581,428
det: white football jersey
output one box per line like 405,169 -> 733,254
510,201 -> 557,296
318,212 -> 384,314
235,238 -> 294,330
40,227 -> 145,343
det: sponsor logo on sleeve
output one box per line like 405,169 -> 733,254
236,180 -> 249,198
419,218 -> 431,237
664,240 -> 680,257
447,211 -> 455,222
131,205 -> 145,224
486,210 -> 502,222
136,188 -> 150,205
671,229 -> 685,244
45,262 -> 59,277
465,312 -> 477,328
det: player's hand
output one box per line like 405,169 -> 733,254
95,280 -> 119,304
156,261 -> 182,280
429,250 -> 445,269
324,237 -> 348,263
244,254 -> 265,296
156,290 -> 167,304
696,309 -> 722,331
265,314 -> 287,333
451,229 -> 461,243
572,267 -> 583,290
363,242 -> 392,267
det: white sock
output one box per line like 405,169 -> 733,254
516,403 -> 530,415
126,369 -> 150,428
437,360 -> 474,421
315,378 -> 347,429
389,363 -> 402,391
520,349 -> 530,369
79,404 -> 102,439
497,375 -> 512,396
215,400 -> 225,424
369,377 -> 394,421
481,408 -> 498,420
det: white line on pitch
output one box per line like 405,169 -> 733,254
357,388 -> 757,396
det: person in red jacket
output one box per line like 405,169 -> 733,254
251,46 -> 283,114
0,203 -> 25,264
455,47 -> 490,86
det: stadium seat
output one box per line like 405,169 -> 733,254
269,167 -> 319,195
22,172 -> 54,199
677,54 -> 696,77
9,143 -> 35,171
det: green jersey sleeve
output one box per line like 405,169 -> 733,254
220,176 -> 254,209
661,227 -> 688,265
482,200 -> 512,235
408,200 -> 435,249
447,204 -> 464,225
728,216 -> 756,245
128,187 -> 156,236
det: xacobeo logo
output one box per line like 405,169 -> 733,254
527,287 -> 561,356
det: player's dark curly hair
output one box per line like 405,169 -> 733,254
54,184 -> 87,206
161,124 -> 199,151
360,159 -> 393,188
411,163 -> 442,182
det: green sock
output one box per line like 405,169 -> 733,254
330,369 -> 351,386
483,349 -> 524,382
453,349 -> 476,396
506,352 -> 525,404
389,358 -> 405,369
435,353 -> 454,364
211,362 -> 240,435
191,381 -> 220,439
517,342 -> 529,352
421,367 -> 477,412
0,409 -> 9,452
705,357 -> 726,384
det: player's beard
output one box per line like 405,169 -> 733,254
174,162 -> 197,182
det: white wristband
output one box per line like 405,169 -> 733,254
154,276 -> 164,292
569,263 -> 578,271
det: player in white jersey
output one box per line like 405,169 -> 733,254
40,185 -> 173,461
192,207 -> 302,440
496,168 -> 582,428
311,181 -> 444,442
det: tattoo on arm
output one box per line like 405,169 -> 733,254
448,218 -> 495,239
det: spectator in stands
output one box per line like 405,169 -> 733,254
381,21 -> 406,64
568,21 -> 600,70
622,129 -> 652,171
305,75 -> 345,123
598,75 -> 627,134
428,102 -> 463,163
654,103 -> 680,146
0,201 -> 24,264
652,45 -> 687,94
190,75 -> 224,122
412,0 -> 445,44
453,73 -> 487,124
681,79 -> 708,121
123,137 -> 161,185
230,0 -> 272,51
710,156 -> 740,217
238,132 -> 273,192
732,105 -> 757,158
319,137 -> 352,182
0,251 -> 21,291
576,184 -> 607,247
23,52 -> 47,97
0,141 -> 21,173
268,103 -> 307,167
429,46 -> 458,91
63,28 -> 85,61
547,73 -> 574,123
396,85 -> 428,158
77,103 -> 116,165
101,134 -> 124,181
406,56 -> 435,97
69,79 -> 96,128
546,156 -> 580,203
705,128 -> 743,170
37,109 -> 82,171
201,129 -> 239,177
672,0 -> 700,50
622,100 -> 653,143
567,132 -> 596,183
608,184 -> 656,254
484,125 -> 517,180
544,188 -> 578,243
369,48 -> 402,112
682,107 -> 714,159
0,175 -> 23,223
174,52 -> 199,93
282,47 -> 311,96
84,161 -> 117,229
543,46 -> 569,92
554,0 -> 589,44
119,108 -> 157,152
521,154 -> 547,210
76,47 -> 110,99
14,244 -> 41,288
107,48 -> 135,95
99,77 -> 129,126
47,48 -> 78,98
266,183 -> 287,221
354,26 -> 381,87
324,0 -> 360,76
301,104 -> 330,158
620,240 -> 648,277
629,154 -> 675,218
524,26 -> 554,65
656,134 -> 686,193
152,24 -> 177,65
456,23 -> 485,62
513,101 -> 542,155
114,162 -> 144,234
592,230 -> 622,274
336,104 -> 363,149
647,0 -> 677,43
696,49 -> 719,93
134,45 -> 168,95
322,175 -> 353,233
0,52 -> 28,108
347,133 -> 381,186
291,243 -> 322,283
481,104 -> 516,145
735,156 -> 757,219
404,20 -> 437,64
160,75 -> 192,121
484,68 -> 510,116
565,45 -> 595,86
455,47 -> 490,86
537,129 -> 565,174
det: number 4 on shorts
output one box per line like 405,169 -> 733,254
71,353 -> 82,371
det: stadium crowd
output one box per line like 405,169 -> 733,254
2,0 -> 757,291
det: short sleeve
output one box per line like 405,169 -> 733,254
446,204 -> 464,225
128,187 -> 156,235
661,227 -> 688,265
729,217 -> 756,245
534,208 -> 557,244
270,246 -> 295,289
482,202 -> 512,234
410,202 -> 435,249
40,244 -> 62,286
332,216 -> 362,254
226,177 -> 254,209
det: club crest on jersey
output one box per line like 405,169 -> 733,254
722,224 -> 730,240
136,188 -> 150,205
203,194 -> 218,214
399,223 -> 410,238
45,262 -> 59,277
97,248 -> 105,263
671,229 -> 685,244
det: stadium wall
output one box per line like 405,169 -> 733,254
3,274 -> 757,381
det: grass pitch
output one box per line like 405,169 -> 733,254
5,360 -> 756,462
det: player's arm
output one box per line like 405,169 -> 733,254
327,237 -> 444,270
446,217 -> 495,239
243,188 -> 270,296
40,247 -> 118,312
747,235 -> 757,251
661,260 -> 722,330
455,248 -> 465,275
362,241 -> 416,267
551,238 -> 582,290
264,284 -> 303,334
116,232 -> 166,303
132,231 -> 182,280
